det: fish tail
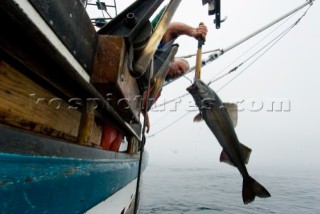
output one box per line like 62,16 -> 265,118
242,176 -> 271,204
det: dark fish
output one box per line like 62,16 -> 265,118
187,78 -> 271,204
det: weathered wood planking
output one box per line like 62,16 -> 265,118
0,59 -> 102,145
91,35 -> 142,123
78,100 -> 97,146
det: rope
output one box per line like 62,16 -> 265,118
134,58 -> 154,214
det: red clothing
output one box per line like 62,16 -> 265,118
101,124 -> 123,152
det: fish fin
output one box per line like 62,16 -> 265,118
219,143 -> 251,166
239,142 -> 252,164
242,176 -> 271,204
193,113 -> 203,122
219,149 -> 236,167
223,102 -> 238,128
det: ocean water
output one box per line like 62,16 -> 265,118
139,165 -> 320,214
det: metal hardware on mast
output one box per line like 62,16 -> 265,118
205,0 -> 315,58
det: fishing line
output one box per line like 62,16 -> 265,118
147,111 -> 190,138
182,74 -> 193,84
149,93 -> 189,126
150,67 -> 193,111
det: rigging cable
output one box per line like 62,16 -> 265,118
176,49 -> 221,59
209,19 -> 299,87
147,4 -> 313,139
147,111 -> 190,138
216,3 -> 313,92
207,7 -> 300,86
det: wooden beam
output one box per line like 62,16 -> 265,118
91,35 -> 142,123
0,59 -> 102,145
78,100 -> 97,146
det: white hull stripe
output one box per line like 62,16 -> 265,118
86,179 -> 137,214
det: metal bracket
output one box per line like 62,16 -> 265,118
202,0 -> 224,29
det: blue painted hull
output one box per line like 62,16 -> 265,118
0,152 -> 147,213
0,126 -> 148,213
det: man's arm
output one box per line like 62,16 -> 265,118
161,22 -> 208,44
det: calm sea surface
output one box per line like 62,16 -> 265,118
139,165 -> 320,214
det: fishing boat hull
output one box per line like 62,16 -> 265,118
0,125 -> 148,213
0,0 -> 155,212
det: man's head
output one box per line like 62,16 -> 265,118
167,58 -> 190,80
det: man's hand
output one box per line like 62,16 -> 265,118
192,23 -> 208,42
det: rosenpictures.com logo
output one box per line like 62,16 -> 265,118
146,97 -> 291,113
28,93 -> 291,113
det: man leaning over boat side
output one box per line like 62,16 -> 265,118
142,19 -> 208,133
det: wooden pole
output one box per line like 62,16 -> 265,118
195,22 -> 205,80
